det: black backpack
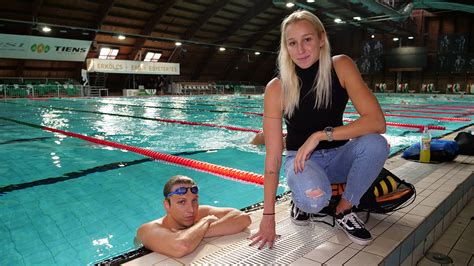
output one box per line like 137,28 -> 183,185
358,168 -> 416,214
317,168 -> 416,226
454,131 -> 474,155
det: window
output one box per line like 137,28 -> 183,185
99,47 -> 119,59
144,52 -> 162,62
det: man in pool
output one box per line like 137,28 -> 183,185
250,132 -> 286,149
136,175 -> 252,258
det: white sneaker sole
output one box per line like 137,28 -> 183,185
336,223 -> 373,246
291,218 -> 310,226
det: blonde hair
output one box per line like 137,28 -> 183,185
278,10 -> 332,118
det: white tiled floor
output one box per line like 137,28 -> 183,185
123,130 -> 473,266
418,198 -> 474,266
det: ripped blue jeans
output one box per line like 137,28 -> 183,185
285,134 -> 389,214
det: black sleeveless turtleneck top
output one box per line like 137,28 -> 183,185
284,61 -> 349,151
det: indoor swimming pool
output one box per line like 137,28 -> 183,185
0,94 -> 473,265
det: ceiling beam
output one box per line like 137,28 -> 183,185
128,0 -> 175,60
246,39 -> 279,81
191,1 -> 272,80
87,0 -> 116,57
216,1 -> 273,43
330,0 -> 414,35
96,0 -> 116,30
17,0 -> 45,77
222,14 -> 284,80
190,48 -> 215,80
169,0 -> 230,63
31,0 -> 44,25
183,0 -> 230,40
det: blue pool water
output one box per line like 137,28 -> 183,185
0,94 -> 473,265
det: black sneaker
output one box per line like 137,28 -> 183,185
335,209 -> 372,245
309,212 -> 329,222
290,201 -> 309,226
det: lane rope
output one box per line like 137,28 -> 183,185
344,111 -> 470,122
343,118 -> 446,131
5,101 -> 263,134
0,117 -> 264,185
245,112 -> 448,130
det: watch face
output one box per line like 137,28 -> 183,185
324,127 -> 333,141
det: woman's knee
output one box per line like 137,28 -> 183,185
293,186 -> 331,213
355,134 -> 389,156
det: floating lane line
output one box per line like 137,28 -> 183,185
344,111 -> 471,122
244,112 -> 448,130
51,98 -> 253,114
5,101 -> 263,134
342,118 -> 445,131
0,117 -> 264,185
386,104 -> 474,111
382,108 -> 472,116
0,149 -> 219,195
344,105 -> 472,116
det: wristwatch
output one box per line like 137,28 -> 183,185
323,126 -> 334,142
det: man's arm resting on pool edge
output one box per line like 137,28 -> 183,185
136,215 -> 217,258
201,206 -> 252,237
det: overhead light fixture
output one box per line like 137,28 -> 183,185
41,26 -> 51,32
393,37 -> 399,41
175,42 -> 182,46
117,35 -> 126,40
371,34 -> 375,39
285,0 -> 295,8
353,16 -> 361,21
144,51 -> 162,62
307,0 -> 315,2
254,51 -> 260,55
219,47 -> 226,51
334,18 -> 343,23
408,36 -> 414,40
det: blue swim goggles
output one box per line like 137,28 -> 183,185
166,185 -> 199,197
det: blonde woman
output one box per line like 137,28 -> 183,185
249,10 -> 388,249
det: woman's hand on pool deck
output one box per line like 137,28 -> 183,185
294,132 -> 321,173
249,215 -> 277,249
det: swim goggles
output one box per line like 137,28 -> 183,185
166,185 -> 199,197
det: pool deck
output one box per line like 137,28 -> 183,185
123,126 -> 473,266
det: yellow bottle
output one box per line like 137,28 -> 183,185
419,127 -> 431,163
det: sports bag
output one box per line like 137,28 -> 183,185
454,131 -> 474,155
357,168 -> 416,214
402,139 -> 459,162
316,168 -> 416,225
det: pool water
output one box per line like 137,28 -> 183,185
0,94 -> 472,265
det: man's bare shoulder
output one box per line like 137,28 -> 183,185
137,217 -> 167,235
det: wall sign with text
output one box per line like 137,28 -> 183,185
0,33 -> 91,61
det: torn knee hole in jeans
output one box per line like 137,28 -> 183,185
304,188 -> 324,199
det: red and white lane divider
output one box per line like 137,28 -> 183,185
344,111 -> 471,122
387,104 -> 474,111
244,112 -> 447,131
343,119 -> 445,131
43,126 -> 264,185
383,108 -> 471,116
154,118 -> 262,133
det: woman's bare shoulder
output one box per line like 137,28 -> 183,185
265,77 -> 282,95
266,77 -> 281,88
332,54 -> 354,67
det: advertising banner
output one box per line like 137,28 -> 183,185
0,33 -> 91,61
86,59 -> 180,75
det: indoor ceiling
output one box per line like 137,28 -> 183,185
0,0 -> 469,82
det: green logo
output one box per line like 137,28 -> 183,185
30,43 -> 50,53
